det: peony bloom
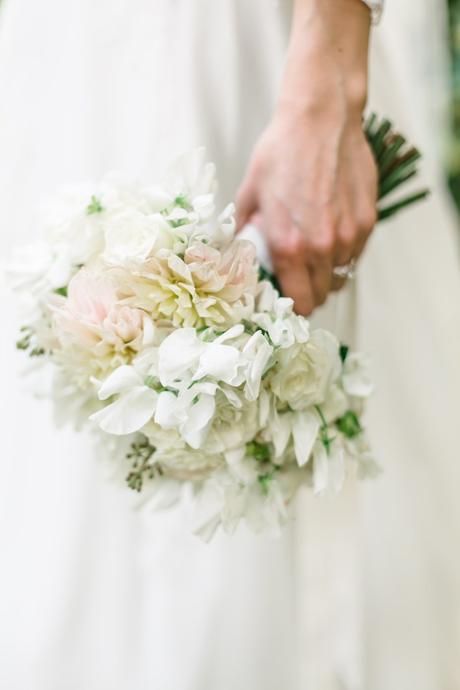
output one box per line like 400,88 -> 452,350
52,269 -> 150,386
116,238 -> 258,329
55,268 -> 146,350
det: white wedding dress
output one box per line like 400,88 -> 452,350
1,2 -> 459,689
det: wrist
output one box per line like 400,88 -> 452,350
278,53 -> 367,125
279,0 -> 370,120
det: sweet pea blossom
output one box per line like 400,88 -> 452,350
90,365 -> 158,435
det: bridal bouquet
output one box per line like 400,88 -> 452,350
10,118 -> 425,538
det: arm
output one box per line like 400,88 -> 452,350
236,0 -> 378,315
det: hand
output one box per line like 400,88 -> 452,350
236,106 -> 378,315
235,0 -> 377,315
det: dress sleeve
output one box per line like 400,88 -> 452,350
362,0 -> 384,24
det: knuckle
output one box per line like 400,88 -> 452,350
359,206 -> 377,232
310,232 -> 335,258
337,224 -> 356,252
271,231 -> 306,261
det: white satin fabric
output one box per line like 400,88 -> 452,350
0,2 -> 459,689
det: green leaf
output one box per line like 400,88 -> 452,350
247,440 -> 271,463
364,113 -> 430,220
258,473 -> 273,496
378,190 -> 431,221
86,195 -> 104,215
174,195 -> 192,210
336,410 -> 362,439
258,265 -> 281,293
339,344 -> 349,363
54,286 -> 68,298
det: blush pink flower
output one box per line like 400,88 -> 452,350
54,268 -> 146,359
116,238 -> 258,328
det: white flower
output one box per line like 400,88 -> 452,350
10,149 -> 376,540
164,148 -> 217,213
142,424 -> 224,479
102,209 -> 173,265
312,440 -> 346,495
342,352 -> 374,398
267,406 -> 321,467
241,331 -> 274,401
154,381 -> 218,449
200,388 -> 260,454
90,364 -> 157,435
270,329 -> 341,410
320,384 -> 349,423
115,238 -> 258,329
157,326 -> 246,388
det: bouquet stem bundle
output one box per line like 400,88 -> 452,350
364,113 -> 430,220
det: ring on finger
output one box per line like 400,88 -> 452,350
332,257 -> 357,280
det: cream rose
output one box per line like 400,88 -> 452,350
269,329 -> 341,410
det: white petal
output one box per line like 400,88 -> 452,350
98,365 -> 143,400
328,444 -> 346,494
258,389 -> 271,427
225,447 -> 246,466
313,442 -> 329,495
158,328 -> 204,385
192,482 -> 224,542
271,411 -> 292,458
342,354 -> 374,398
154,390 -> 183,428
292,410 -> 320,467
214,324 -> 245,344
243,332 -> 273,400
142,316 -> 155,346
193,343 -> 242,384
90,387 -> 157,435
193,514 -> 222,542
181,394 -> 216,448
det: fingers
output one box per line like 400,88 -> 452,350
274,259 -> 315,316
353,203 -> 377,258
265,204 -> 316,315
235,179 -> 258,232
309,257 -> 333,306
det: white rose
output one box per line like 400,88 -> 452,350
200,388 -> 260,454
270,329 -> 341,410
102,209 -> 173,265
143,425 -> 224,479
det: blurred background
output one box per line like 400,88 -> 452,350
0,2 -> 458,690
448,0 -> 460,212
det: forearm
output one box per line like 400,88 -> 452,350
278,0 -> 371,122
